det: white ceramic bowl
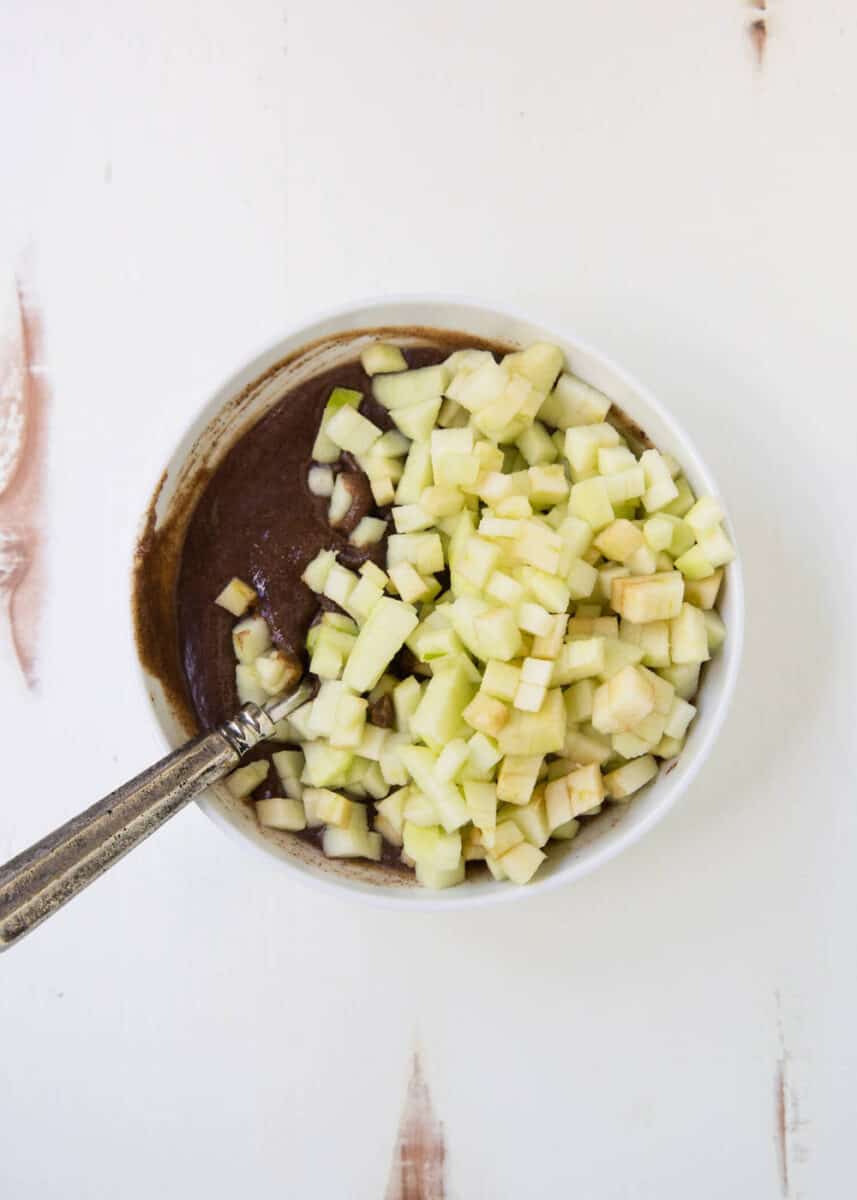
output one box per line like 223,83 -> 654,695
135,296 -> 744,909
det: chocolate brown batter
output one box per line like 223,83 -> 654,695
176,346 -> 457,734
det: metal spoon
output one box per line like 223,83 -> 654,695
0,681 -> 314,950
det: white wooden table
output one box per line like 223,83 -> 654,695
2,3 -> 855,1196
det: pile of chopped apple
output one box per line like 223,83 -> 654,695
218,339 -> 734,888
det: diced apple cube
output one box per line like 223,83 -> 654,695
404,789 -> 439,827
503,342 -> 564,392
435,739 -> 469,782
654,735 -> 684,758
370,475 -> 396,506
569,477 -> 614,530
395,442 -> 433,504
643,515 -> 674,552
391,504 -> 433,534
551,637 -> 605,685
695,524 -> 736,568
480,660 -> 521,703
531,613 -> 568,659
388,532 -> 445,576
597,445 -> 637,475
605,665 -> 655,730
387,561 -> 432,604
500,841 -> 546,884
566,558 -> 599,601
479,516 -> 522,540
391,395 -> 443,441
411,662 -> 476,749
516,601 -> 554,637
485,570 -> 525,607
603,755 -> 658,800
308,465 -> 335,498
232,615 -> 272,664
520,657 -> 554,687
659,662 -> 701,700
361,341 -> 407,376
665,696 -> 697,739
674,545 -> 715,580
518,421 -> 559,466
477,606 -> 523,661
670,603 -> 710,664
497,755 -> 543,805
399,745 -> 470,832
502,791 -> 551,847
643,478 -> 680,513
497,688 -> 564,755
602,466 -> 646,504
684,567 -> 723,610
215,576 -> 257,617
415,861 -> 466,889
272,749 -> 305,799
703,609 -> 726,654
323,562 -> 358,609
512,521 -> 562,576
312,387 -> 362,462
346,576 -> 383,623
373,363 -> 450,410
565,423 -> 621,475
236,663 -> 267,706
225,760 -> 269,799
288,701 -> 318,743
328,692 -> 367,749
626,545 -> 658,576
539,372 -> 611,429
462,780 -> 497,833
563,727 -> 612,765
349,517 -> 387,550
513,565 -> 569,615
611,572 -> 685,623
551,818 -> 580,841
434,453 -> 479,488
685,495 -> 723,534
454,534 -> 500,589
342,597 -> 419,693
302,744 -> 352,792
528,464 -> 569,508
430,425 -> 473,466
257,797 -> 306,831
564,678 -> 596,723
375,786 -> 409,842
594,519 -> 644,563
392,676 -> 422,732
324,810 -> 382,860
463,692 -> 509,737
496,495 -> 533,519
255,648 -> 300,695
403,823 -> 463,870
305,787 -> 352,828
324,405 -> 382,456
513,681 -> 546,712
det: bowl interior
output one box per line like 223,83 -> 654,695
134,298 -> 743,908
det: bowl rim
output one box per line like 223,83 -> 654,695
133,291 -> 745,911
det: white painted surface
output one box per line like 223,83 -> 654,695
1,2 -> 855,1196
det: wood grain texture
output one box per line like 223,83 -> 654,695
385,1053 -> 446,1200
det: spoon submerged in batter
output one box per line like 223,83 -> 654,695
0,679 -> 314,950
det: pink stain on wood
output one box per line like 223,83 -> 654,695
747,1 -> 768,67
385,1052 -> 446,1200
0,262 -> 50,690
774,990 -> 810,1198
